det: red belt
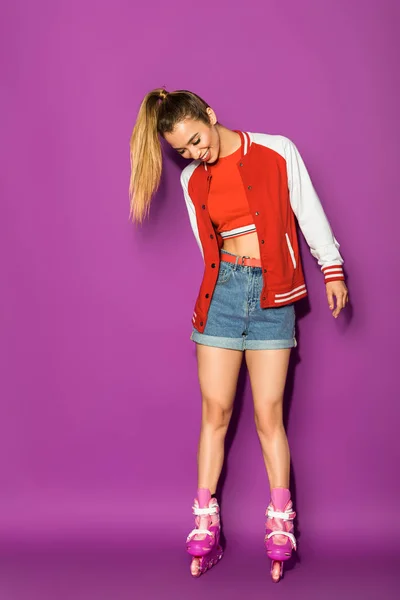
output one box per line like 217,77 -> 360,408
220,251 -> 262,268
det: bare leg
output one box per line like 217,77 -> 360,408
188,344 -> 243,576
245,348 -> 292,582
245,348 -> 292,488
195,344 -> 243,492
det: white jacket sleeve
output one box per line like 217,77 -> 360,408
180,167 -> 204,259
284,137 -> 344,270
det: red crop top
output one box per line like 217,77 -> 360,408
207,146 -> 256,239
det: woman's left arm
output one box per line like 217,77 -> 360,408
283,137 -> 349,318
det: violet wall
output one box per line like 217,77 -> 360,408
0,1 -> 398,589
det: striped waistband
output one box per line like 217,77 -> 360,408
220,224 -> 256,239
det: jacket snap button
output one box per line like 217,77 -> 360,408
255,211 -> 260,216
210,234 -> 214,239
263,269 -> 267,273
262,296 -> 266,301
211,263 -> 216,268
202,204 -> 206,209
200,321 -> 204,326
205,293 -> 210,298
248,185 -> 252,190
239,162 -> 243,167
261,240 -> 265,244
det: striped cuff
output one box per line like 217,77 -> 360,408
322,265 -> 345,284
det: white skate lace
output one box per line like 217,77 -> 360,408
266,530 -> 297,549
266,508 -> 295,521
193,506 -> 218,516
186,528 -> 214,542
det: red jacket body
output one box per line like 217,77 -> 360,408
180,131 -> 345,333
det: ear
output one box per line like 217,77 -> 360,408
206,107 -> 217,126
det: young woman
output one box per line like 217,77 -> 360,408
129,88 -> 348,582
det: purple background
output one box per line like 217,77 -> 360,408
1,0 -> 399,598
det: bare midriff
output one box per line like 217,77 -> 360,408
222,231 -> 261,260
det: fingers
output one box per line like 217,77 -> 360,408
327,289 -> 334,311
332,292 -> 349,318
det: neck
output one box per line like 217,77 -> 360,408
216,124 -> 241,158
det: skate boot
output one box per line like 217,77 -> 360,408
264,487 -> 297,583
186,488 -> 223,577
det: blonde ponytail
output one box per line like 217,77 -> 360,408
129,88 -> 210,223
129,89 -> 163,223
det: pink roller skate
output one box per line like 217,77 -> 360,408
186,488 -> 223,577
264,487 -> 297,583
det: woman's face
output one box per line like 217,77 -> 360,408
164,109 -> 220,164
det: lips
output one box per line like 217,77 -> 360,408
200,149 -> 210,161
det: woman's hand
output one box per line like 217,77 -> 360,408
326,281 -> 349,318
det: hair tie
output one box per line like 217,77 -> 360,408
159,89 -> 168,102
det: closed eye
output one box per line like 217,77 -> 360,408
177,138 -> 200,155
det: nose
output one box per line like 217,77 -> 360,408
190,146 -> 203,160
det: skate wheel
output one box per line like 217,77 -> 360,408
189,548 -> 223,577
190,557 -> 201,577
271,560 -> 283,583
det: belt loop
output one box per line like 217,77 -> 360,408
234,255 -> 239,270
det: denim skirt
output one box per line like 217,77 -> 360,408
190,250 -> 297,351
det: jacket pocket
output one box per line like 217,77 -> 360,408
285,233 -> 297,269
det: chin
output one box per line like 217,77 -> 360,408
207,150 -> 218,164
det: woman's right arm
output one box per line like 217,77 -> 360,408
180,166 -> 204,259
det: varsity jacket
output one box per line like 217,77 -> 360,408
180,131 -> 345,334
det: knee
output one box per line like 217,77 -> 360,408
254,400 -> 284,438
202,397 -> 232,432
